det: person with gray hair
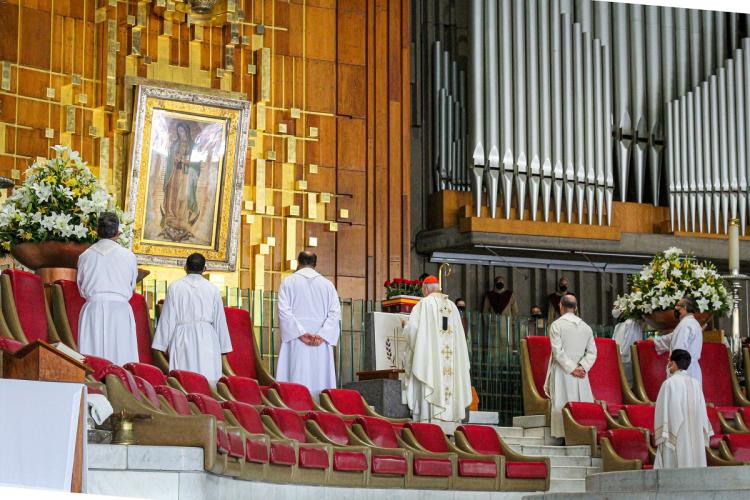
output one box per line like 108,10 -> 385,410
650,295 -> 704,384
544,293 -> 597,438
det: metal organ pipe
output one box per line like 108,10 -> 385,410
469,0 -> 485,216
552,0 -> 565,223
484,0 -> 501,217
631,4 -> 647,205
734,48 -> 747,234
584,31 -> 596,225
613,3 -> 631,203
501,0 -> 515,219
527,0 -> 541,221
562,11 -> 576,224
540,0 -> 553,223
514,0 -> 528,220
573,23 -> 586,224
646,6 -> 662,206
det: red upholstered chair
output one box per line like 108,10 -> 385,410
717,434 -> 750,464
50,279 -> 85,349
699,343 -> 750,419
86,355 -> 114,379
0,269 -> 61,345
631,341 -> 669,403
125,362 -> 168,387
520,337 -> 551,422
187,393 -> 246,477
319,388 -> 410,426
167,369 -> 222,400
562,402 -> 629,456
129,293 -> 169,372
267,381 -> 326,413
0,336 -> 24,354
222,307 -> 274,385
619,404 -> 656,446
454,424 -> 549,492
588,338 -> 648,415
260,406 -> 333,485
132,375 -> 163,410
734,406 -> 750,432
216,375 -> 272,407
600,429 -> 654,471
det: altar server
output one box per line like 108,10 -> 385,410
612,307 -> 643,386
654,349 -> 712,469
545,294 -> 597,438
77,212 -> 139,365
402,275 -> 472,423
651,296 -> 703,384
276,251 -> 341,397
152,253 -> 232,384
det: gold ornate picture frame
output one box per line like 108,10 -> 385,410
127,84 -> 250,271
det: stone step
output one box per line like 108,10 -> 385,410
549,466 -> 600,479
467,410 -> 499,425
512,414 -> 546,429
501,436 -> 546,446
548,478 -> 587,493
511,444 -> 592,457
522,427 -> 564,445
494,426 -> 525,438
543,455 -> 596,468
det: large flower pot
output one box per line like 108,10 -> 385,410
11,241 -> 91,269
643,310 -> 713,332
382,295 -> 421,314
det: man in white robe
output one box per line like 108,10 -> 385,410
276,251 -> 341,397
77,212 -> 139,365
612,307 -> 643,386
152,253 -> 232,384
654,349 -> 712,468
651,296 -> 704,384
401,276 -> 471,423
544,294 -> 597,438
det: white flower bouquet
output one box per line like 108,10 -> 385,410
614,247 -> 732,319
0,145 -> 133,253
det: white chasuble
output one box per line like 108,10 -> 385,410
77,239 -> 139,366
544,313 -> 598,438
653,314 -> 703,384
654,370 -> 712,469
152,274 -> 232,384
276,267 -> 341,397
402,293 -> 472,423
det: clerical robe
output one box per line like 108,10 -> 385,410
152,274 -> 232,384
276,268 -> 341,397
654,314 -> 703,384
402,293 -> 472,423
77,239 -> 138,365
613,319 -> 643,386
654,370 -> 712,469
544,312 -> 597,438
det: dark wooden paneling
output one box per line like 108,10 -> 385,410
336,117 -> 366,170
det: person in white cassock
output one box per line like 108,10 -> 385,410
651,296 -> 703,384
77,212 -> 139,366
401,275 -> 471,423
654,349 -> 712,469
276,251 -> 341,397
612,307 -> 643,386
152,253 -> 232,384
545,294 -> 597,438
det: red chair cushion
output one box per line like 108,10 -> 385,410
219,376 -> 263,406
714,406 -> 740,419
456,425 -> 503,455
306,411 -> 351,445
273,381 -> 316,411
215,427 -> 230,455
54,279 -> 85,345
0,337 -> 23,353
566,402 -> 608,433
299,445 -> 329,469
739,406 -> 750,423
458,458 -> 497,477
130,293 -> 154,365
222,400 -> 265,434
623,404 -> 655,434
270,442 -> 296,466
223,307 -> 259,379
4,269 -> 50,343
99,365 -> 141,401
262,407 -> 309,443
709,434 -> 726,449
412,457 -> 452,477
634,341 -> 669,402
605,403 -> 625,418
525,337 -> 551,400
170,370 -> 213,396
187,393 -> 227,422
371,454 -> 407,475
86,355 -> 114,378
700,343 -> 735,407
589,338 -> 624,409
333,450 -> 368,471
322,388 -> 369,415
505,461 -> 548,479
125,362 -> 167,387
132,375 -> 161,409
605,429 -> 651,465
725,434 -> 750,461
155,385 -> 192,415
226,429 -> 245,458
706,406 -> 723,437
404,422 -> 450,453
246,437 -> 269,463
356,416 -> 399,449
642,464 -> 654,469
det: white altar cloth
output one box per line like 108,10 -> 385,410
0,379 -> 86,491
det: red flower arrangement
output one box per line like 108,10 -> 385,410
384,277 -> 423,299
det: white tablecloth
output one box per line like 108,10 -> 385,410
0,379 -> 86,491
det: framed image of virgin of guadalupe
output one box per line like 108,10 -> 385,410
127,85 -> 250,271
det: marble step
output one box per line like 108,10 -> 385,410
467,410 -> 499,425
494,426 -> 525,438
512,414 -> 547,429
542,455 -> 597,468
522,427 -> 564,445
549,466 -> 600,479
500,436 -> 546,446
511,444 -> 592,457
548,478 -> 587,493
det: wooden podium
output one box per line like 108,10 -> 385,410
2,340 -> 91,492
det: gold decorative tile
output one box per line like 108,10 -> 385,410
339,209 -> 349,219
328,222 -> 339,232
284,205 -> 300,217
308,164 -> 318,174
245,214 -> 255,224
309,126 -> 318,138
278,123 -> 287,134
290,108 -> 301,119
296,180 -> 307,191
46,87 -> 56,99
45,128 -> 55,139
244,200 -> 254,211
266,150 -> 276,161
308,237 -> 318,247
266,237 -> 276,247
320,192 -> 331,203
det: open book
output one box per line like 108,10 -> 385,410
51,342 -> 86,364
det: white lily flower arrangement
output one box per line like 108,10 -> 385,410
0,145 -> 134,253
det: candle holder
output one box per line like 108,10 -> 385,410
721,272 -> 750,383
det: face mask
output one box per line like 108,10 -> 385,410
457,306 -> 465,314
531,313 -> 543,319
673,309 -> 681,319
495,282 -> 505,290
559,285 -> 568,292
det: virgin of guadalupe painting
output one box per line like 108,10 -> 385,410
127,85 -> 250,271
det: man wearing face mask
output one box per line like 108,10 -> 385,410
482,276 -> 518,316
654,349 -> 712,469
649,296 -> 704,384
546,277 -> 576,323
527,305 -> 545,336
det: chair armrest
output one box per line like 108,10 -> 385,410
151,350 -> 169,374
562,408 -> 598,449
216,382 -> 235,402
265,388 -> 290,409
364,404 -> 410,423
707,445 -> 746,466
719,412 -> 745,434
605,411 -> 630,429
520,340 -> 552,418
600,437 -> 642,472
630,344 -> 655,404
444,438 -> 498,462
397,433 -> 455,461
166,376 -> 187,394
221,355 -> 235,377
734,412 -> 750,432
318,393 -> 343,415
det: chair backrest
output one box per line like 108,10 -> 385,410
188,393 -> 227,422
100,365 -> 142,401
3,269 -> 50,343
404,422 -> 449,453
705,405 -> 722,436
456,425 -> 503,455
566,402 -> 608,432
124,362 -> 167,387
130,293 -> 155,365
355,416 -> 399,449
224,307 -> 259,379
0,336 -> 24,354
273,381 -> 316,411
222,400 -> 265,434
306,411 -> 350,445
132,375 -> 162,409
322,388 -> 368,415
725,434 -> 750,462
170,370 -> 213,396
699,343 -> 735,407
155,385 -> 192,415
634,341 -> 669,402
262,407 -> 308,443
525,336 -> 551,399
605,429 -> 650,465
588,338 -> 624,407
54,279 -> 85,345
623,404 -> 655,434
220,376 -> 263,405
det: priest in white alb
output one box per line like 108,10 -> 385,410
401,275 -> 471,423
152,253 -> 232,384
276,251 -> 341,397
612,307 -> 643,386
545,294 -> 597,438
651,296 -> 703,384
77,212 -> 139,365
654,349 -> 712,468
